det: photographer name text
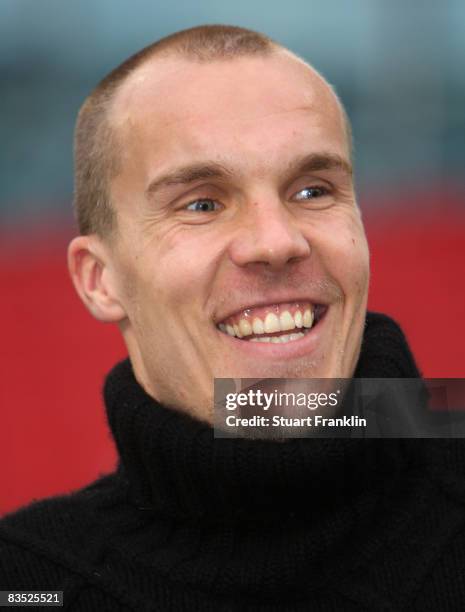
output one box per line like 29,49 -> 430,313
225,414 -> 367,428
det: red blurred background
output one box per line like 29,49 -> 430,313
1,189 -> 464,516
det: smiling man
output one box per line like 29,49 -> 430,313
1,25 -> 464,611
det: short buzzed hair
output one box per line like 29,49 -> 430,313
73,24 -> 352,237
73,25 -> 277,237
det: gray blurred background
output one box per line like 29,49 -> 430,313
1,0 -> 464,225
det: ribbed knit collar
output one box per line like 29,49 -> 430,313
104,312 -> 424,523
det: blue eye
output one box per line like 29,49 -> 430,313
295,186 -> 328,200
185,198 -> 219,212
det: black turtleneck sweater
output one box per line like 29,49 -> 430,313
1,312 -> 465,611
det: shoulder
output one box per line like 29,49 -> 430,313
411,506 -> 465,609
0,472 -> 122,589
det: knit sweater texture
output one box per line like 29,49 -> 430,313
1,312 -> 465,611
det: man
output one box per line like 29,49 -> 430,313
1,25 -> 464,611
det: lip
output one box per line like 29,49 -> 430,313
217,306 -> 329,360
215,294 -> 328,325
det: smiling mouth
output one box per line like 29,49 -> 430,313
216,302 -> 327,344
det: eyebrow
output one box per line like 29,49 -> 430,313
146,162 -> 233,196
288,152 -> 352,177
145,152 -> 352,197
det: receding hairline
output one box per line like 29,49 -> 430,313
89,25 -> 280,114
118,43 -> 341,107
107,45 -> 352,159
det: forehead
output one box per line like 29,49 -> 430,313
110,52 -> 348,177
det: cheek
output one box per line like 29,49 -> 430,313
313,212 -> 370,300
137,227 -> 222,309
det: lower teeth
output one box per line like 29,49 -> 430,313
249,331 -> 306,343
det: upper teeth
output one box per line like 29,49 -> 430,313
218,305 -> 315,339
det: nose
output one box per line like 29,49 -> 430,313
228,197 -> 311,270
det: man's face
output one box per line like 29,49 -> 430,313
107,52 -> 369,420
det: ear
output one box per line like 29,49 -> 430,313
67,235 -> 126,322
